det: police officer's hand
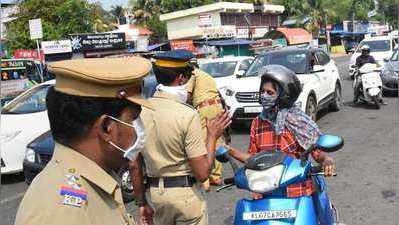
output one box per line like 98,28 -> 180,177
206,111 -> 231,140
139,205 -> 154,225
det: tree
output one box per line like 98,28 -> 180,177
378,0 -> 399,28
146,14 -> 167,43
110,5 -> 126,24
5,0 -> 98,53
92,2 -> 114,32
160,0 -> 214,13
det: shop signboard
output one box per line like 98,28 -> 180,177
170,39 -> 195,52
14,49 -> 44,61
41,40 -> 72,54
198,13 -> 213,27
236,26 -> 269,39
202,26 -> 236,39
69,32 -> 126,52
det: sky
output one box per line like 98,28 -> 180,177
88,0 -> 129,10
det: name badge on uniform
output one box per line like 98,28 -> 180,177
60,185 -> 87,208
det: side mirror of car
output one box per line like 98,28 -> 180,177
312,65 -> 325,73
383,57 -> 390,62
315,134 -> 344,153
236,70 -> 245,78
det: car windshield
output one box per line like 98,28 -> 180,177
246,51 -> 308,76
357,40 -> 391,52
199,61 -> 237,77
1,85 -> 51,114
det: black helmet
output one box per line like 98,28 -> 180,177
259,65 -> 302,108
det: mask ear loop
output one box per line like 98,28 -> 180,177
108,140 -> 126,153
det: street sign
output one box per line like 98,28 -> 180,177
29,19 -> 43,40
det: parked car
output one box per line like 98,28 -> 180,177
381,48 -> 399,95
349,35 -> 398,79
198,56 -> 254,89
1,80 -> 53,174
0,68 -> 158,175
23,131 -> 135,203
219,46 -> 342,122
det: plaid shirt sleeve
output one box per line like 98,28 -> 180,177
248,118 -> 258,155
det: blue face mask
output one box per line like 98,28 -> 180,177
260,93 -> 277,110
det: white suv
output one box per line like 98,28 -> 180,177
219,47 -> 342,122
198,56 -> 254,89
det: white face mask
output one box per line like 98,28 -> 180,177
156,84 -> 188,103
106,115 -> 146,161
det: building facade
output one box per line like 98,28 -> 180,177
160,1 -> 285,50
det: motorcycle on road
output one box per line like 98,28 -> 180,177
215,134 -> 344,225
353,63 -> 383,109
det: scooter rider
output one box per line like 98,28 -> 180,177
353,45 -> 376,103
226,65 -> 335,198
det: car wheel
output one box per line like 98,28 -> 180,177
305,95 -> 317,121
330,84 -> 343,111
116,166 -> 135,203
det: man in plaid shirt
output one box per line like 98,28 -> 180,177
227,65 -> 335,198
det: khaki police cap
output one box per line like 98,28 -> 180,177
48,57 -> 153,109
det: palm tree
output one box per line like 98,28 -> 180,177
110,5 -> 126,25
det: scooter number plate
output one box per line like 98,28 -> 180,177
243,209 -> 297,221
244,106 -> 263,113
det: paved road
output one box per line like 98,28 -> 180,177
1,56 -> 399,225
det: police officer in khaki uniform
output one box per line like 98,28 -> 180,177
14,57 -> 153,225
131,51 -> 231,225
185,64 -> 227,187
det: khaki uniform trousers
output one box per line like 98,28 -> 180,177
198,103 -> 225,181
147,184 -> 208,225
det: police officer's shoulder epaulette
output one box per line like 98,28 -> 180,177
59,168 -> 87,208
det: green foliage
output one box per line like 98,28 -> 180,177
378,0 -> 399,28
5,0 -> 103,53
273,0 -> 396,35
160,0 -> 214,13
146,14 -> 167,42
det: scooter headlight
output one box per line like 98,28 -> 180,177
246,164 -> 284,193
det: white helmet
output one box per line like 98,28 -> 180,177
361,45 -> 370,51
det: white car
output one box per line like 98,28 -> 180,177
218,47 -> 342,122
198,56 -> 254,89
1,80 -> 53,174
349,35 -> 398,79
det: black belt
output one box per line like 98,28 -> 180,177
146,176 -> 196,188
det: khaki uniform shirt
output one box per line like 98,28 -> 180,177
14,143 -> 136,225
140,91 -> 207,177
186,69 -> 220,107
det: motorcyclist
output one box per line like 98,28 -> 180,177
353,45 -> 376,103
226,65 -> 335,198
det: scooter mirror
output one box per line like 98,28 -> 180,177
215,146 -> 230,163
315,135 -> 344,153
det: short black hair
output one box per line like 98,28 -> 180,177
46,87 -> 138,145
153,64 -> 194,85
